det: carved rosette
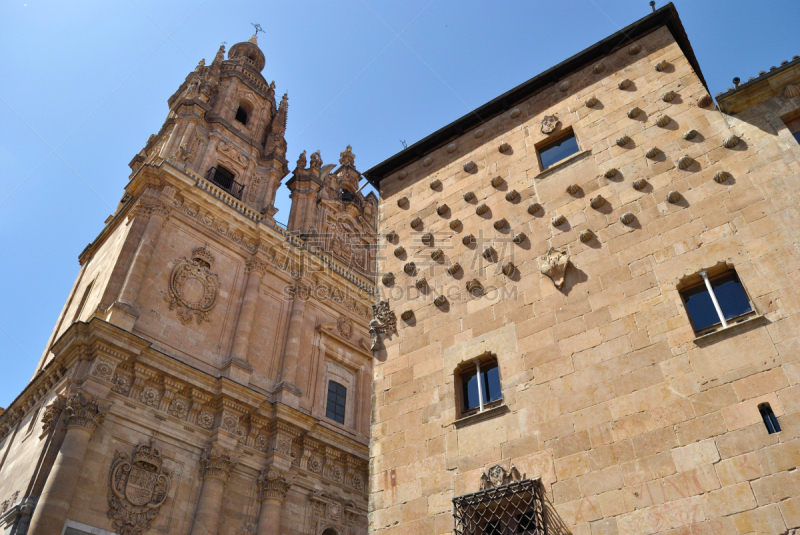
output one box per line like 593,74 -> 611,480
199,444 -> 239,482
91,357 -> 116,381
107,439 -> 171,535
479,464 -> 523,490
165,247 -> 219,324
64,392 -> 110,434
257,467 -> 292,503
369,301 -> 397,351
112,373 -> 133,396
539,247 -> 571,289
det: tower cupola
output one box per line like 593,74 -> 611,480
228,34 -> 266,72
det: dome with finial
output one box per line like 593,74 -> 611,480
228,35 -> 266,72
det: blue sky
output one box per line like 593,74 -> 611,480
1,0 -> 798,408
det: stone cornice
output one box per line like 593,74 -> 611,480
316,323 -> 372,359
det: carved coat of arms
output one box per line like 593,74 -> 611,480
108,439 -> 171,535
369,301 -> 397,351
480,464 -> 522,490
539,247 -> 571,289
165,246 -> 219,324
541,115 -> 560,134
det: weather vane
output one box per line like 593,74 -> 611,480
251,23 -> 263,36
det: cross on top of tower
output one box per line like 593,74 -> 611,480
251,23 -> 263,36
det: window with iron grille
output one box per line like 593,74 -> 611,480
453,479 -> 546,535
326,380 -> 347,425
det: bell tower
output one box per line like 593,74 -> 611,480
2,33 -> 373,535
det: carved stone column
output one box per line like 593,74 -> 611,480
108,200 -> 171,330
255,467 -> 292,535
276,282 -> 310,404
27,392 -> 110,535
189,444 -> 239,535
229,258 -> 267,363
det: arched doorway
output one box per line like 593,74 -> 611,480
321,529 -> 339,535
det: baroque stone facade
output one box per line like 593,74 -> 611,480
366,4 -> 800,535
0,34 -> 372,535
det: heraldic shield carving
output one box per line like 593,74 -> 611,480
108,438 -> 171,535
165,246 -> 219,324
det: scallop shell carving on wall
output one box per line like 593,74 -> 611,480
404,262 -> 415,274
551,215 -> 566,227
401,310 -> 413,321
447,263 -> 461,275
476,204 -> 489,215
629,43 -> 641,55
585,96 -> 598,108
491,176 -> 504,188
510,108 -> 521,118
618,79 -> 632,90
593,63 -> 606,74
483,246 -> 497,260
579,229 -> 594,242
633,178 -> 648,190
697,94 -> 713,108
528,203 -> 542,215
616,134 -> 632,147
620,212 -> 635,225
662,90 -> 677,102
493,218 -> 508,230
464,161 -> 477,172
667,191 -> 681,203
446,143 -> 458,153
714,170 -> 732,184
723,135 -> 740,148
513,232 -> 526,244
437,204 -> 449,216
462,234 -> 476,245
394,246 -> 405,257
423,157 -> 433,167
590,195 -> 605,209
502,263 -> 515,276
449,219 -> 462,230
655,60 -> 670,72
415,278 -> 427,290
466,279 -> 483,295
627,107 -> 642,119
398,171 -> 408,180
505,190 -> 519,201
474,128 -> 485,138
397,197 -> 409,208
382,273 -> 394,286
385,230 -> 397,241
410,217 -> 422,229
656,115 -> 671,127
677,155 -> 694,169
499,143 -> 512,153
604,168 -> 618,178
421,232 -> 433,245
430,179 -> 441,189
784,85 -> 800,98
566,184 -> 580,195
464,191 -> 475,201
683,129 -> 699,140
431,249 -> 444,260
434,295 -> 447,307
645,147 -> 660,159
559,80 -> 571,92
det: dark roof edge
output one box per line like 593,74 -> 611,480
363,2 -> 706,188
715,55 -> 800,113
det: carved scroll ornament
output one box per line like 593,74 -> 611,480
64,391 -> 110,434
369,301 -> 397,352
108,438 -> 171,535
539,247 -> 571,289
165,246 -> 219,324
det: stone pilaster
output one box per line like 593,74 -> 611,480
27,392 -> 110,535
256,467 -> 292,535
189,444 -> 239,535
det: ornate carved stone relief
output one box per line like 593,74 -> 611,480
108,438 -> 171,535
307,490 -> 362,535
64,391 -> 110,433
165,246 -> 220,324
257,467 -> 292,503
541,115 -> 559,134
539,247 -> 571,289
369,301 -> 397,351
480,464 -> 523,490
199,444 -> 239,482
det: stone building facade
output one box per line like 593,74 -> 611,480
365,4 -> 800,535
0,35 -> 376,535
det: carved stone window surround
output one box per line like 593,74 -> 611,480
533,149 -> 592,180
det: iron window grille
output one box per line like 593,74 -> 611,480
326,380 -> 347,425
453,478 -> 546,535
680,269 -> 754,334
206,166 -> 245,200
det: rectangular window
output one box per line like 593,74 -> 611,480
325,380 -> 347,425
680,269 -> 754,333
760,403 -> 781,434
538,130 -> 580,169
461,360 -> 502,413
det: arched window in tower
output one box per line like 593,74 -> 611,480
235,106 -> 249,125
